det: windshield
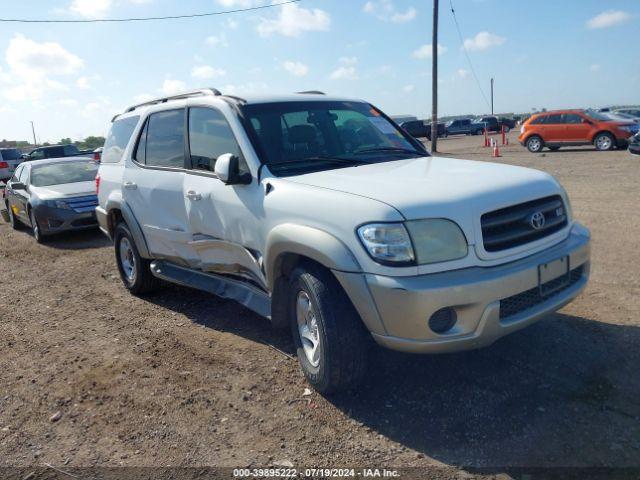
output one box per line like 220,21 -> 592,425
241,101 -> 426,175
30,160 -> 98,187
584,109 -> 611,122
1,149 -> 21,160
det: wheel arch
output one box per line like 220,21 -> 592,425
105,199 -> 151,259
591,130 -> 615,142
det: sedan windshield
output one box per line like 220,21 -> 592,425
30,160 -> 98,187
241,101 -> 426,175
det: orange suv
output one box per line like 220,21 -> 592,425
518,109 -> 638,153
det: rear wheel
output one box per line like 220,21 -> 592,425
526,135 -> 544,153
594,132 -> 615,151
289,264 -> 368,394
114,222 -> 158,295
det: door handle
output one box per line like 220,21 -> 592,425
124,182 -> 137,190
186,190 -> 202,201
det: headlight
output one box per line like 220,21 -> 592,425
357,219 -> 468,265
43,200 -> 71,210
405,219 -> 468,264
357,223 -> 415,264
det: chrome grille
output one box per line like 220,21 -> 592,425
63,195 -> 98,213
481,195 -> 568,252
499,266 -> 584,320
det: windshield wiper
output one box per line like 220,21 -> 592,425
273,156 -> 373,167
353,147 -> 425,156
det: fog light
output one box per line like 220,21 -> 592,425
429,308 -> 457,334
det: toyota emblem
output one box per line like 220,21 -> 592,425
529,211 -> 546,230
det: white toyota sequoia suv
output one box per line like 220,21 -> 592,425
97,89 -> 591,393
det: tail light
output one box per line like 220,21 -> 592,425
0,162 -> 8,168
93,152 -> 101,161
95,174 -> 101,195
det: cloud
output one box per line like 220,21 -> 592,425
204,34 -> 229,48
191,65 -> 227,79
590,64 -> 601,72
339,56 -> 358,66
160,78 -> 187,95
456,68 -> 470,79
216,0 -> 264,6
68,0 -> 155,18
403,84 -> 415,93
364,1 -> 417,23
462,31 -> 506,52
330,66 -> 358,81
69,0 -> 112,17
283,61 -> 309,77
133,93 -> 155,103
76,76 -> 91,89
257,3 -> 330,37
3,34 -> 83,101
587,10 -> 631,29
412,44 -> 447,59
221,81 -> 268,96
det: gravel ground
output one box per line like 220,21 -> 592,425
1,132 -> 639,479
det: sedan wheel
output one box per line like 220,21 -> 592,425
296,291 -> 321,368
30,210 -> 46,243
526,136 -> 544,153
7,203 -> 21,230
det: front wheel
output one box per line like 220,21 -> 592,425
594,132 -> 615,151
289,265 -> 368,394
114,222 -> 158,295
7,202 -> 22,230
526,135 -> 544,153
29,209 -> 47,243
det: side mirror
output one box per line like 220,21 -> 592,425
11,182 -> 27,191
20,154 -> 29,160
582,118 -> 593,125
214,153 -> 252,186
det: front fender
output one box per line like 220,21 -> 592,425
264,223 -> 361,290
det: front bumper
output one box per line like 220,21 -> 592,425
335,223 -> 590,354
34,204 -> 98,234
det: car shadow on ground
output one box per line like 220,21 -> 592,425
39,228 -> 111,250
141,284 -> 640,468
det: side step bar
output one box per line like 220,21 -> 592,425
150,260 -> 271,319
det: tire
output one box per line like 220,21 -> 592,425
289,264 -> 368,394
29,208 -> 47,243
114,222 -> 158,295
7,202 -> 22,230
549,146 -> 560,151
526,135 -> 544,153
594,132 -> 615,151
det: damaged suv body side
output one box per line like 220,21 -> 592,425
96,89 -> 590,393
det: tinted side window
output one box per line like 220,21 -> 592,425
545,114 -> 564,124
144,109 -> 185,168
531,116 -> 547,125
188,108 -> 243,172
103,116 -> 140,163
134,119 -> 149,164
564,114 -> 583,124
30,149 -> 45,160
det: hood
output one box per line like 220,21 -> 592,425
31,181 -> 96,200
284,156 -> 562,243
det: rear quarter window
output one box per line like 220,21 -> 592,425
102,115 -> 140,164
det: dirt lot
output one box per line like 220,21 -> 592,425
1,132 -> 639,478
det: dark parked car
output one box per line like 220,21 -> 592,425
399,120 -> 446,140
22,144 -> 93,161
629,132 -> 640,156
445,118 -> 472,136
4,157 -> 99,243
470,116 -> 497,135
499,117 -> 517,130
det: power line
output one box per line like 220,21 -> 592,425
449,0 -> 492,111
0,0 -> 302,24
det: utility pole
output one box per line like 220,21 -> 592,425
490,78 -> 494,115
30,121 -> 37,147
430,0 -> 439,153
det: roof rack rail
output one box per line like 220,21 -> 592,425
124,88 -> 222,113
296,90 -> 326,95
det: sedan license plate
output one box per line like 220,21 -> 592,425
538,256 -> 570,297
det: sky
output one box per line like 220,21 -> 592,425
0,0 -> 637,143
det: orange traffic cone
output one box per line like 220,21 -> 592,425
493,144 -> 501,157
